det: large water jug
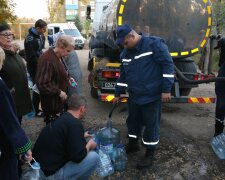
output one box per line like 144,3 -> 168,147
98,103 -> 120,158
210,132 -> 225,159
98,120 -> 120,158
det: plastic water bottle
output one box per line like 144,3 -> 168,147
96,149 -> 114,177
27,72 -> 33,90
210,132 -> 225,159
98,120 -> 120,159
113,144 -> 127,171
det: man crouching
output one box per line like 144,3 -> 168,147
33,94 -> 99,179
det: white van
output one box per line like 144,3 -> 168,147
47,23 -> 85,49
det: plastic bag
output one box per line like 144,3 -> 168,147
20,167 -> 46,180
20,158 -> 46,180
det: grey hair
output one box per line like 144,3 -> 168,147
68,94 -> 87,111
55,35 -> 75,49
123,30 -> 136,40
0,47 -> 5,70
127,30 -> 136,37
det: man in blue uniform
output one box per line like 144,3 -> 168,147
114,24 -> 174,169
214,36 -> 225,136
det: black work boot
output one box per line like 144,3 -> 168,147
136,148 -> 155,169
125,138 -> 140,154
214,123 -> 224,137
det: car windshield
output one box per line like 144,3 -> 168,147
63,29 -> 81,37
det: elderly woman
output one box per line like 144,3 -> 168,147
0,47 -> 32,180
0,23 -> 32,124
36,35 -> 75,124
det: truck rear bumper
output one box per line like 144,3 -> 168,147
170,97 -> 215,103
97,91 -> 215,104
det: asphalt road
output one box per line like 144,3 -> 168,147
22,48 -> 225,180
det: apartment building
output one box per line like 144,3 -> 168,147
65,0 -> 96,21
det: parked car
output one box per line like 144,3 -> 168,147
47,23 -> 85,49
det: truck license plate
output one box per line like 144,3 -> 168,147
102,82 -> 116,89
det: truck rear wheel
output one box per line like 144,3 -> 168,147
173,58 -> 198,96
171,87 -> 192,96
90,86 -> 98,98
179,88 -> 192,96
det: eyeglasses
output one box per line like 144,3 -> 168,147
0,33 -> 14,38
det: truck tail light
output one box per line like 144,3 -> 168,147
193,74 -> 199,81
102,71 -> 120,78
193,73 -> 215,80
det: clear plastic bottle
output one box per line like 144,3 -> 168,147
113,144 -> 127,171
210,132 -> 225,159
96,149 -> 114,177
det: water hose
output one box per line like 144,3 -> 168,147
174,65 -> 225,84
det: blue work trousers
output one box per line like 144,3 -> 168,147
127,99 -> 162,149
215,89 -> 225,124
215,64 -> 225,124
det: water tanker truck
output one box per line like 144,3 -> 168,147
88,0 -> 223,103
